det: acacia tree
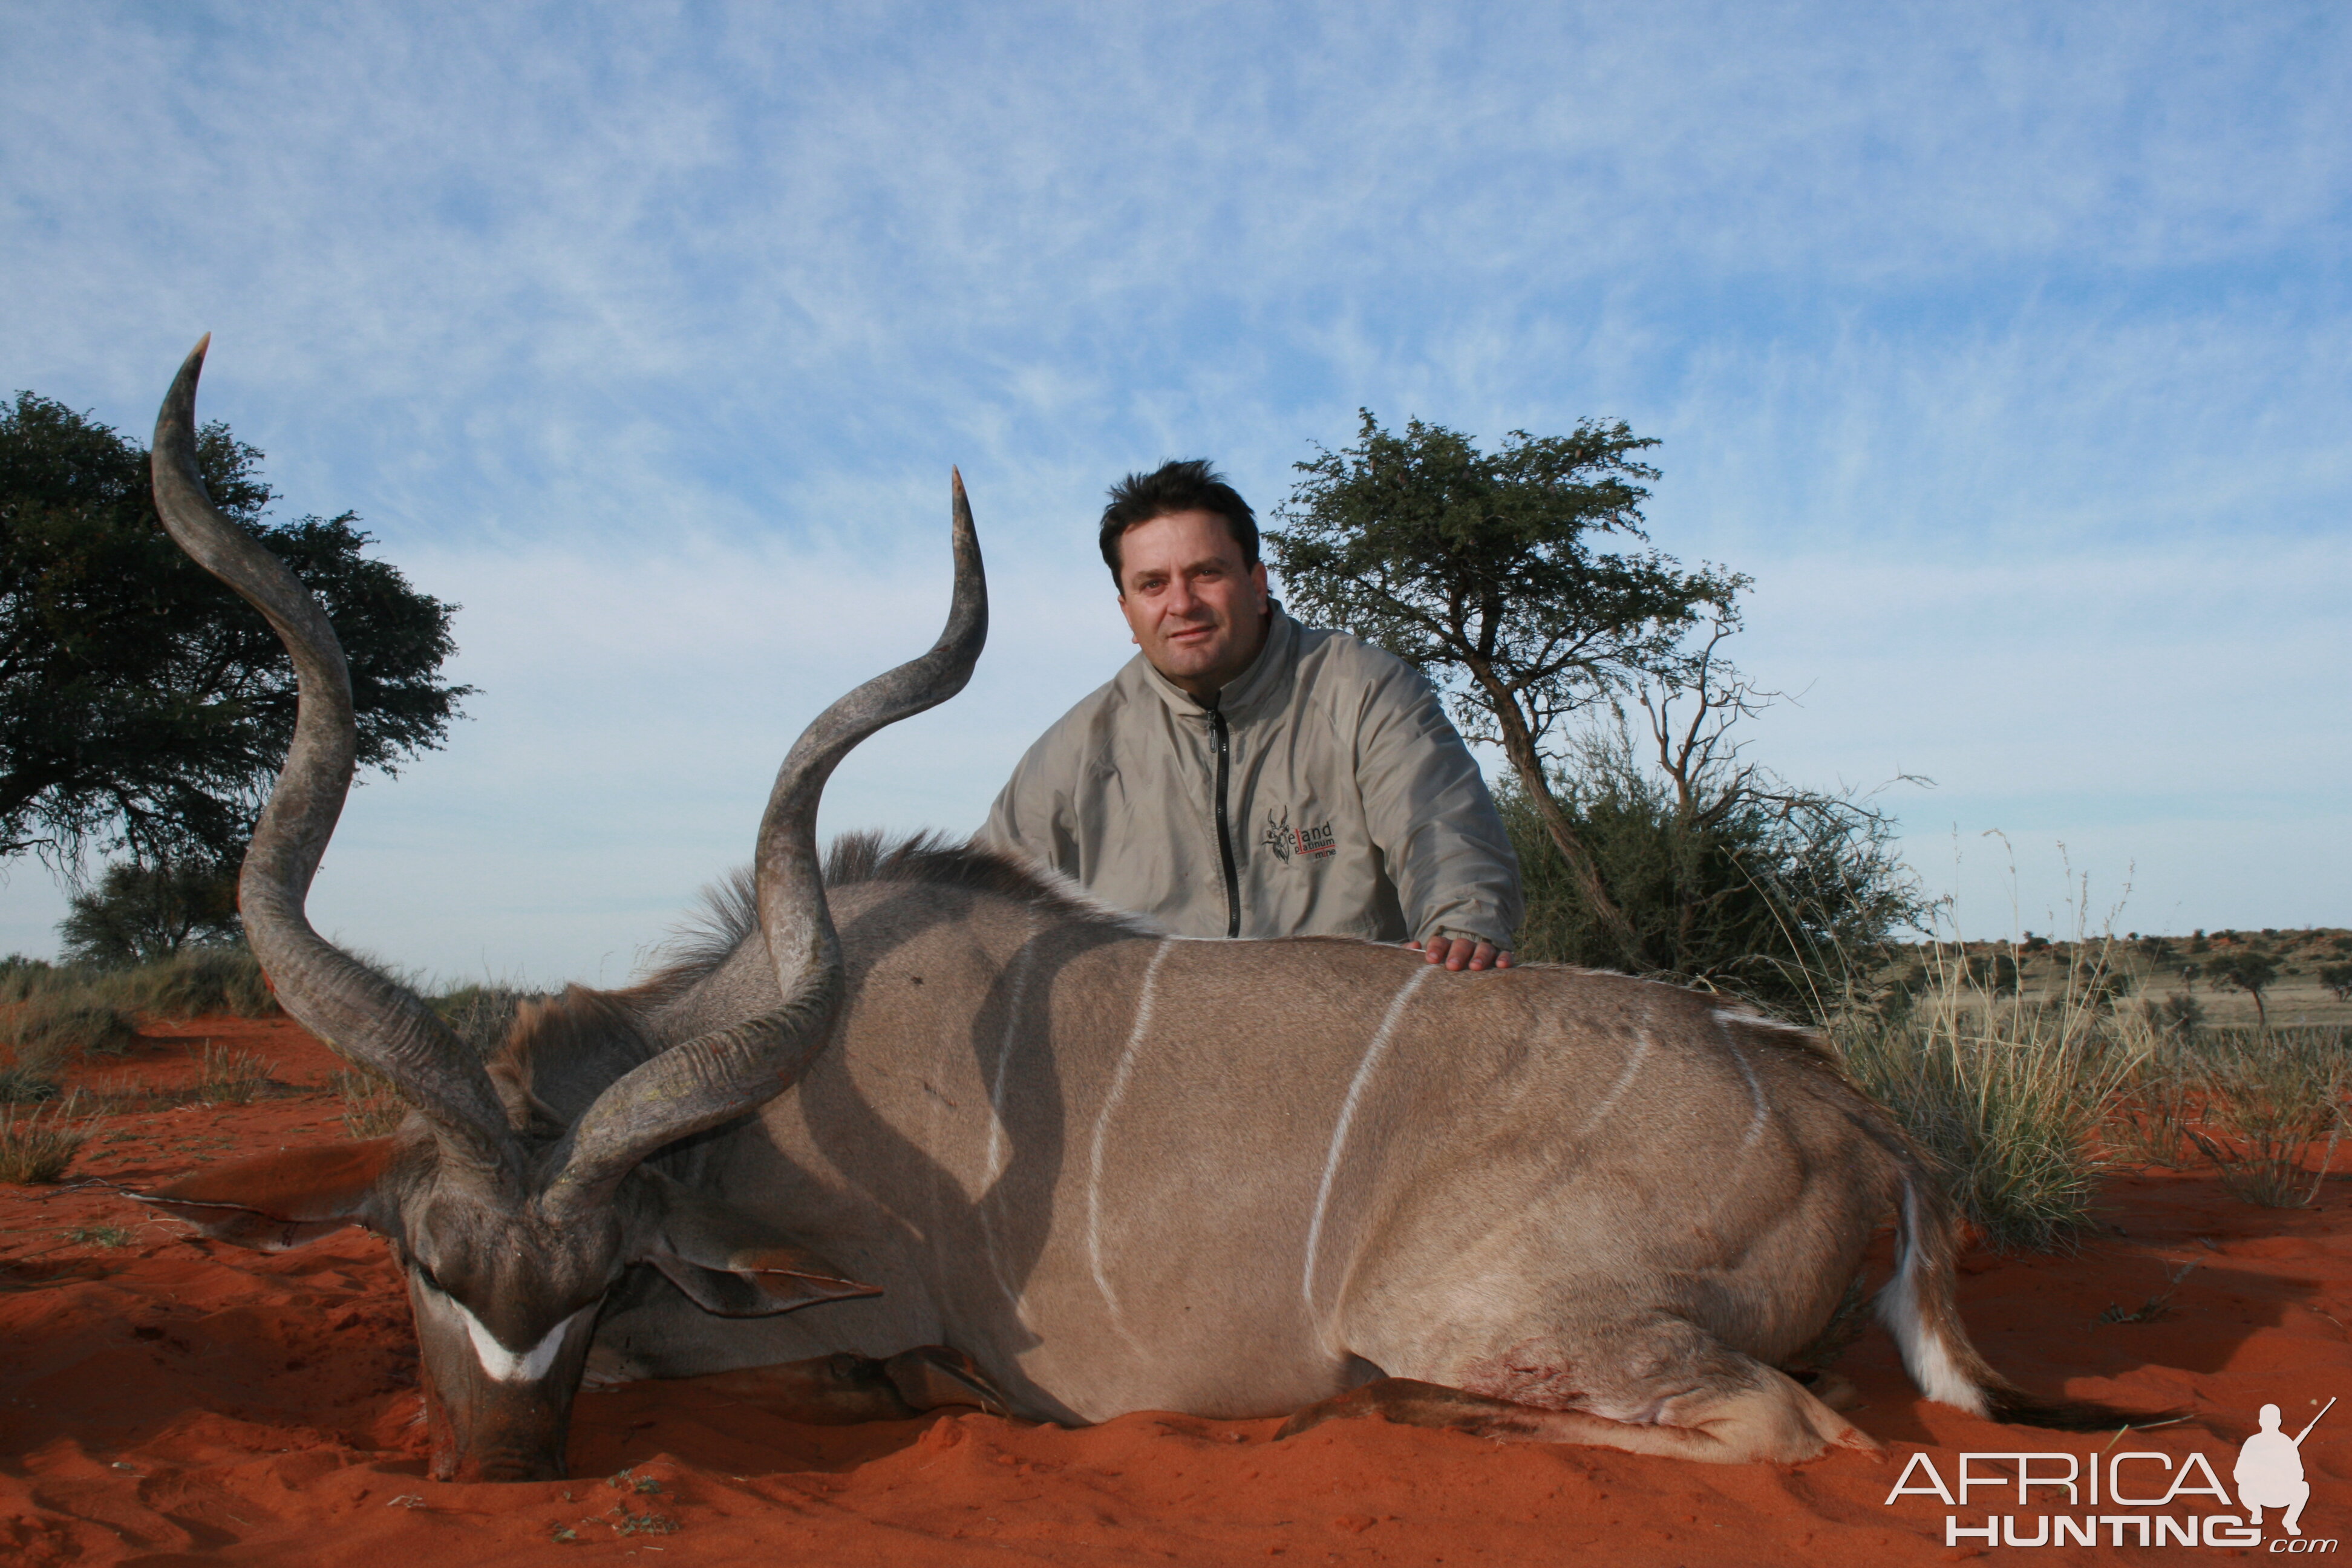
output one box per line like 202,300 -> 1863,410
1,390 -> 472,884
57,860 -> 242,964
2207,950 -> 2280,1029
1267,411 -> 1744,966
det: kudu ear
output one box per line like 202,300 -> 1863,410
635,1169 -> 881,1317
130,1140 -> 397,1251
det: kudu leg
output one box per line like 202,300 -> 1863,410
699,1347 -> 1015,1425
1276,1371 -> 1874,1464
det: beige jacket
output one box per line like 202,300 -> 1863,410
980,606 -> 1521,946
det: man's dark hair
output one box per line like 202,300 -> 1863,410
1097,459 -> 1258,587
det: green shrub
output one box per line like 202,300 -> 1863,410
57,860 -> 240,965
1500,736 -> 1921,1021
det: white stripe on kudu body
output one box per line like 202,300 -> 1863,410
1722,1028 -> 1770,1156
979,916 -> 1042,1313
1087,938 -> 1175,1342
1301,964 -> 1435,1318
1566,1022 -> 1654,1145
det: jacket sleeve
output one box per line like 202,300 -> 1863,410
1351,661 -> 1524,948
978,728 -> 1083,878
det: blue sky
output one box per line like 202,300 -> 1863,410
3,2 -> 2345,981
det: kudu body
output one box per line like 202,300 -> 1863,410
572,838 -> 2141,1460
139,341 -> 2146,1480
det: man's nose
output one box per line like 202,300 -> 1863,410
1165,577 -> 1200,615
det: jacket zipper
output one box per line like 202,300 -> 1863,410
1210,707 -> 1240,938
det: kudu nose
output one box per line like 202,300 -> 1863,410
457,1448 -> 568,1484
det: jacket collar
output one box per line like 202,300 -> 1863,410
1134,601 -> 1299,721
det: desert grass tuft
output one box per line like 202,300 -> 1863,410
433,984 -> 534,1059
193,1042 -> 272,1106
100,946 -> 277,1019
2180,1027 -> 2348,1208
0,1063 -> 60,1104
335,1066 -> 408,1139
1,995 -> 137,1058
62,1223 -> 131,1248
1831,948 -> 2146,1252
0,1092 -> 88,1184
0,946 -> 278,1030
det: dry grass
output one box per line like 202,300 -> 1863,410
194,1043 -> 272,1106
0,1063 -> 60,1104
0,1092 -> 88,1184
335,1066 -> 407,1139
433,984 -> 531,1058
1849,929 -> 2352,1230
62,1223 -> 132,1248
106,947 -> 277,1019
1832,950 -> 2148,1251
0,946 -> 276,1026
1,995 -> 137,1059
2115,1026 -> 2350,1209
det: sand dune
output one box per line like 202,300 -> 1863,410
4,1014 -> 2347,1564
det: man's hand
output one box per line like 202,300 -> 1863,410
1409,935 -> 1514,972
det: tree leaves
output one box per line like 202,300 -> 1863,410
0,391 -> 472,876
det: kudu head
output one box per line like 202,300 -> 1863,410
130,338 -> 987,1481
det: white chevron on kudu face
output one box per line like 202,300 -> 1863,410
1086,938 -> 1174,1345
417,1282 -> 594,1383
1301,964 -> 1434,1319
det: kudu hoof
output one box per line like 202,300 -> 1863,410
884,1345 -> 1017,1419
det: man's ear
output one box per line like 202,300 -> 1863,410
635,1168 -> 881,1318
126,1140 -> 397,1250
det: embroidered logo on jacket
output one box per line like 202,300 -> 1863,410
1262,806 -> 1337,864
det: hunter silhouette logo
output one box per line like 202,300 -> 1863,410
1881,1397 -> 2336,1550
2239,1399 -> 2330,1537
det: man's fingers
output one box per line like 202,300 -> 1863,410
1417,936 -> 1512,970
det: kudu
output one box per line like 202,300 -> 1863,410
136,338 -> 1000,1480
138,341 -> 2156,1481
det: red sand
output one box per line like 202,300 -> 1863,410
5,1016 -> 2350,1565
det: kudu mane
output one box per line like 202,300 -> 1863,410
498,832 -> 1142,1125
630,832 -> 1145,1001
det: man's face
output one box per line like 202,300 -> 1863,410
1116,509 -> 1270,698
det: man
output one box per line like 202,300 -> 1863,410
981,460 -> 1521,970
